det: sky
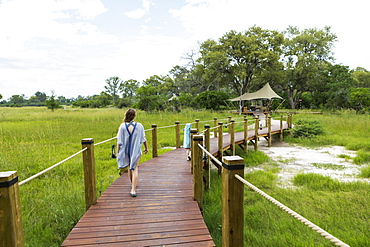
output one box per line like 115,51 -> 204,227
0,0 -> 369,100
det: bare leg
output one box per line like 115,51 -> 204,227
130,162 -> 139,195
127,168 -> 133,184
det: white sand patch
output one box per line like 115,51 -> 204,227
254,139 -> 369,188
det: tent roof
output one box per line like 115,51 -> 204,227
229,83 -> 282,101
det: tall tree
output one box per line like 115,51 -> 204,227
35,91 -> 47,102
352,67 -> 370,88
119,79 -> 139,98
198,26 -> 284,96
104,77 -> 122,104
305,64 -> 353,109
279,26 -> 337,109
9,94 -> 26,105
143,75 -> 176,97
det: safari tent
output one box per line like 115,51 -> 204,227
228,83 -> 283,113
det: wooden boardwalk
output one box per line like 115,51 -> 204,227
62,121 -> 288,246
61,148 -> 214,246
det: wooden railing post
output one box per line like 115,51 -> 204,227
195,119 -> 200,132
214,117 -> 218,137
254,117 -> 259,151
280,115 -> 283,142
192,135 -> 203,209
244,117 -> 248,153
204,124 -> 211,191
228,116 -> 232,134
268,115 -> 272,147
190,128 -> 198,174
152,124 -> 158,158
175,121 -> 180,148
222,156 -> 244,247
289,113 -> 293,128
287,113 -> 292,129
218,122 -> 223,160
230,120 -> 235,156
0,171 -> 24,247
81,138 -> 97,210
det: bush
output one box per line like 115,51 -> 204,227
192,91 -> 230,110
292,119 -> 324,138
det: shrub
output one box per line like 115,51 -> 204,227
292,119 -> 324,138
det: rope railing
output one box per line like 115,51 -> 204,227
156,124 -> 177,129
197,143 -> 222,167
196,143 -> 349,247
234,174 -> 350,247
19,147 -> 88,186
94,136 -> 116,146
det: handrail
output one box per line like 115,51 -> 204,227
197,143 -> 221,167
234,174 -> 350,247
19,147 -> 88,186
94,137 -> 116,146
197,142 -> 350,247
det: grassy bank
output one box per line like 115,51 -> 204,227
0,107 -> 238,246
203,110 -> 370,246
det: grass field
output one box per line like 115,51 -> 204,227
203,110 -> 370,246
1,107 -> 369,246
0,106 -> 242,246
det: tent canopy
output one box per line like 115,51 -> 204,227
229,83 -> 282,101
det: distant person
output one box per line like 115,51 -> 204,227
183,123 -> 192,160
117,108 -> 148,197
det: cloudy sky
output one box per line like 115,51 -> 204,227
0,0 -> 369,100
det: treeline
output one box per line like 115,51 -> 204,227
1,26 -> 370,112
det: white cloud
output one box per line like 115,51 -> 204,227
0,0 -> 114,51
124,0 -> 153,19
1,0 -> 370,100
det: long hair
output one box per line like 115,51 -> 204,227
124,108 -> 136,122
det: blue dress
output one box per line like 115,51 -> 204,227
183,123 -> 192,149
117,121 -> 146,170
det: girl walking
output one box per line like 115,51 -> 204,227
117,108 -> 148,197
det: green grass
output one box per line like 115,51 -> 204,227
204,167 -> 370,247
312,163 -> 346,170
2,107 -> 370,246
203,110 -> 370,246
0,107 -> 240,246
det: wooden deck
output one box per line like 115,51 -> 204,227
62,122 -> 288,246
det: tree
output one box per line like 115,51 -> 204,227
352,67 -> 370,88
35,91 -> 47,102
134,85 -> 162,112
45,95 -> 61,111
9,94 -> 26,106
104,77 -> 122,104
193,91 -> 230,110
198,26 -> 284,96
0,94 -> 2,100
279,26 -> 337,109
310,64 -> 354,109
170,65 -> 201,95
119,79 -> 139,98
349,88 -> 370,112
